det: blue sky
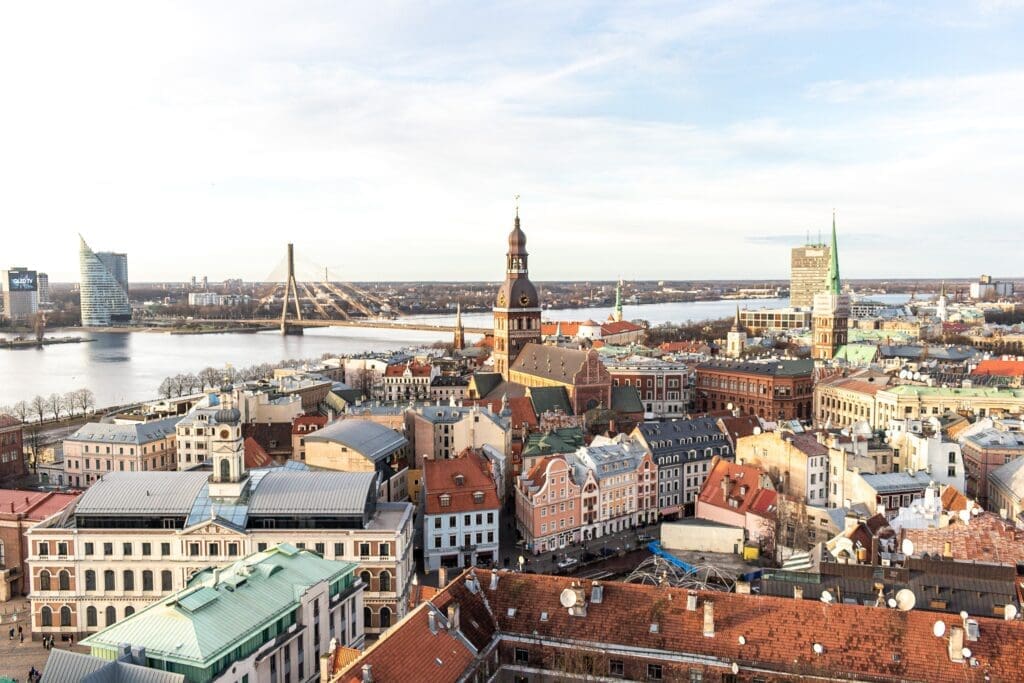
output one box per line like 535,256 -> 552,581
1,1 -> 1023,282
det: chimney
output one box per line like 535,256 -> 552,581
447,603 -> 461,632
943,541 -> 952,559
793,586 -> 804,600
427,611 -> 437,634
703,601 -> 715,638
686,591 -> 698,611
438,567 -> 447,587
948,626 -> 965,663
362,664 -> 374,683
489,572 -> 499,591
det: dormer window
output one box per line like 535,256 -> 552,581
454,474 -> 465,486
440,494 -> 451,507
473,491 -> 484,503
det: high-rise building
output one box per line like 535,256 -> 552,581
79,236 -> 131,326
492,207 -> 541,379
36,272 -> 49,304
1,267 -> 39,322
790,242 -> 830,308
812,213 -> 849,361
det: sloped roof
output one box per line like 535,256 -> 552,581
67,416 -> 180,445
75,471 -> 210,516
522,428 -> 585,458
529,386 -> 573,415
0,489 -> 79,520
697,458 -> 776,518
469,372 -> 503,398
601,320 -> 644,335
423,450 -> 499,515
988,456 -> 1024,499
0,414 -> 20,429
696,358 -> 814,377
304,419 -> 408,461
508,396 -> 538,428
243,437 -> 272,468
41,649 -> 185,683
972,359 -> 1024,377
81,545 -> 355,666
834,344 -> 880,364
902,513 -> 1024,566
510,344 -> 593,384
610,385 -> 643,413
247,471 -> 376,515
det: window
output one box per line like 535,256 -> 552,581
314,542 -> 325,557
39,570 -> 51,591
57,542 -> 69,556
142,570 -> 154,591
104,570 -> 115,591
41,606 -> 52,627
85,570 -> 96,591
84,542 -> 94,556
440,494 -> 451,507
125,606 -> 135,617
208,543 -> 219,556
60,606 -> 71,627
363,606 -> 372,628
188,542 -> 200,557
609,659 -> 625,677
123,570 -> 135,591
58,570 -> 70,591
379,571 -> 391,592
360,570 -> 372,589
647,664 -> 663,680
86,606 -> 97,627
359,542 -> 370,557
142,542 -> 151,556
688,670 -> 702,682
105,606 -> 116,626
380,606 -> 391,628
38,542 -> 49,557
514,648 -> 529,664
257,543 -> 267,552
161,570 -> 173,591
334,542 -> 344,556
948,465 -> 956,478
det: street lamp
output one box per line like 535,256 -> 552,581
517,555 -> 525,573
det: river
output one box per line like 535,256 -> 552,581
0,294 -> 910,407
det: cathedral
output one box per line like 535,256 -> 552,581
492,208 -> 542,378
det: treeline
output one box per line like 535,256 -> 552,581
155,353 -> 340,398
1,388 -> 97,423
642,317 -> 734,346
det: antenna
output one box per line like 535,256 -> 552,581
932,621 -> 946,637
895,589 -> 917,611
900,538 -> 915,556
1005,604 -> 1019,621
559,588 -> 578,608
820,590 -> 834,604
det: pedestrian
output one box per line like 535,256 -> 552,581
8,626 -> 13,639
18,624 -> 23,636
70,633 -> 74,646
19,630 -> 24,643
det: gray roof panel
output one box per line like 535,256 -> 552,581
303,419 -> 407,461
247,470 -> 376,515
75,471 -> 210,516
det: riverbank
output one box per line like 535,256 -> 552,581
0,336 -> 93,350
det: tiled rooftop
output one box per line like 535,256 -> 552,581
902,513 -> 1024,566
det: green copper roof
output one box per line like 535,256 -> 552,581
827,211 -> 841,294
614,280 -> 622,314
834,344 -> 879,364
81,544 -> 356,671
523,427 -> 585,457
881,385 -> 1024,399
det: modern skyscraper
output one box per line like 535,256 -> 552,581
79,236 -> 131,326
1,267 -> 39,322
790,242 -> 830,308
36,272 -> 50,304
492,206 -> 541,379
812,213 -> 849,361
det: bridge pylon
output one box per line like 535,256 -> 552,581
280,243 -> 304,335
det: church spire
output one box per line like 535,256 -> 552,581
612,279 -> 623,322
732,304 -> 742,332
827,209 -> 841,294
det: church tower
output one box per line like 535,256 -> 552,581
610,279 -> 624,322
208,392 -> 248,498
453,302 -> 465,351
493,205 -> 542,379
812,212 -> 850,361
726,305 -> 747,358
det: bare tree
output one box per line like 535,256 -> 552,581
30,395 -> 47,423
173,374 -> 188,396
73,388 -> 96,415
198,367 -> 220,389
47,393 -> 64,421
182,373 -> 200,393
158,377 -> 176,399
63,391 -> 78,417
12,400 -> 29,423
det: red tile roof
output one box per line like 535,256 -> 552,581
697,457 -> 777,518
385,360 -> 433,377
789,432 -> 829,457
601,320 -> 644,335
540,321 -> 581,337
833,378 -> 885,395
0,489 -> 80,520
243,437 -> 273,468
423,450 -> 499,515
339,568 -> 1024,682
291,415 -> 328,434
902,512 -> 1024,566
971,359 -> 1024,378
508,396 -> 538,428
659,340 -> 709,353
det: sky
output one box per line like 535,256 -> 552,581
2,1 -> 1023,283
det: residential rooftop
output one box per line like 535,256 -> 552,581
696,358 -> 815,377
303,419 -> 408,461
66,416 -> 180,445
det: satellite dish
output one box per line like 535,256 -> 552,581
731,662 -> 739,674
812,643 -> 824,654
962,647 -> 972,659
958,509 -> 971,523
960,610 -> 969,621
901,539 -> 915,556
895,589 -> 917,611
933,621 -> 946,637
738,635 -> 746,645
753,427 -> 761,435
1005,604 -> 1019,621
559,588 -> 577,608
820,590 -> 834,604
887,598 -> 897,608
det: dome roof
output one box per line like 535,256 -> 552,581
496,278 -> 539,309
508,215 -> 527,253
214,407 -> 241,424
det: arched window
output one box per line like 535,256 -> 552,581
86,606 -> 97,627
85,570 -> 96,591
125,606 -> 135,618
380,606 -> 391,628
105,606 -> 116,626
219,458 -> 231,481
39,570 -> 51,592
161,570 -> 173,591
142,570 -> 153,591
0,540 -> 5,567
359,570 -> 372,589
104,570 -> 115,591
123,570 -> 134,591
60,606 -> 71,627
378,571 -> 391,593
363,606 -> 372,628
41,606 -> 52,627
58,570 -> 70,591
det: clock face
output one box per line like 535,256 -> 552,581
498,293 -> 507,307
519,294 -> 531,306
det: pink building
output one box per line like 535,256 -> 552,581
516,456 -> 582,554
63,418 -> 179,488
695,456 -> 777,545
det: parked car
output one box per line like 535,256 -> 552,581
556,557 -> 579,570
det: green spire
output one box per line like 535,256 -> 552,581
614,279 -> 622,314
827,210 -> 841,294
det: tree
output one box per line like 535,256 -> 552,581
47,393 -> 64,421
63,391 -> 78,417
173,374 -> 188,396
182,373 -> 200,393
30,395 -> 47,423
158,377 -> 176,399
12,401 -> 29,423
198,367 -> 220,389
74,388 -> 96,415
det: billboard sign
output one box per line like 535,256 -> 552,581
8,270 -> 37,292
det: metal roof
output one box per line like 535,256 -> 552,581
81,545 -> 356,667
247,470 -> 376,515
40,649 -> 184,683
67,416 -> 180,445
75,471 -> 210,516
860,470 -> 934,493
303,419 -> 408,461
